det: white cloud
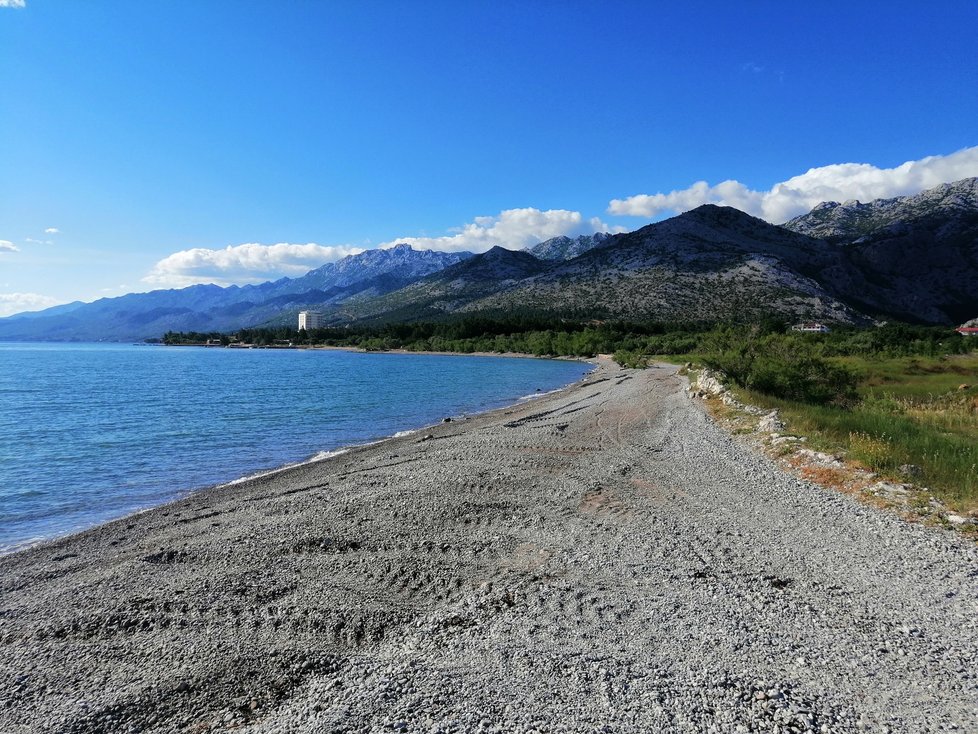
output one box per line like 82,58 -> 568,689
380,207 -> 622,253
0,293 -> 61,318
0,240 -> 19,252
143,242 -> 364,288
143,210 -> 624,289
0,0 -> 27,8
608,145 -> 978,223
44,227 -> 60,234
25,237 -> 54,245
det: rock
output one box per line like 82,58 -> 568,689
770,435 -> 805,446
695,369 -> 728,397
945,514 -> 975,526
867,481 -> 912,500
757,410 -> 786,433
795,449 -> 845,468
898,463 -> 923,478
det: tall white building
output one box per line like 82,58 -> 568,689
298,310 -> 324,330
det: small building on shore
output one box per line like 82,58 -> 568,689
791,322 -> 831,333
298,310 -> 324,330
956,326 -> 978,337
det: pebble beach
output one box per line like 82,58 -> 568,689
1,360 -> 976,733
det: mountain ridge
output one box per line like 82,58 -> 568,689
0,245 -> 473,341
527,232 -> 613,261
784,178 -> 978,323
4,178 -> 978,339
373,204 -> 863,324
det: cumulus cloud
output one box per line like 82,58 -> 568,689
144,208 -> 625,288
608,145 -> 978,223
380,207 -> 623,253
0,240 -> 19,252
0,0 -> 27,8
0,293 -> 61,318
44,227 -> 60,234
144,243 -> 365,288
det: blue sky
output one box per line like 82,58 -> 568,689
1,1 -> 977,315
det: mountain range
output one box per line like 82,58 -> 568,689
2,178 -> 976,341
0,246 -> 471,341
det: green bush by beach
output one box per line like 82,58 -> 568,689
735,353 -> 978,508
700,328 -> 859,406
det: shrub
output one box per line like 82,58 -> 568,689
613,350 -> 649,369
704,331 -> 858,406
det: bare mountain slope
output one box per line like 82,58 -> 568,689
348,206 -> 864,324
346,246 -> 552,322
784,178 -> 978,323
526,232 -> 613,261
783,177 -> 978,241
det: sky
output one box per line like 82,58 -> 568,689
1,1 -> 977,316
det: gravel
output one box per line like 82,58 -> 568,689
1,360 -> 976,733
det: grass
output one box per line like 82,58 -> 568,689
731,353 -> 978,510
844,353 -> 978,398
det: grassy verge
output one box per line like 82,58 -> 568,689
728,354 -> 978,511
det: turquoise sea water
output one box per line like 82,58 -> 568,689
0,343 -> 591,552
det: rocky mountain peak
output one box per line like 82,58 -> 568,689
439,245 -> 548,282
528,232 -> 614,261
812,201 -> 840,212
783,177 -> 978,240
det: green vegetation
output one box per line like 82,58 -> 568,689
162,330 -> 230,345
164,316 -> 717,355
738,353 -> 978,509
161,317 -> 977,507
699,327 -> 859,406
612,350 -> 650,369
686,325 -> 977,509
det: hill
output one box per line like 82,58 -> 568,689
342,179 -> 978,326
784,178 -> 978,323
346,205 -> 863,324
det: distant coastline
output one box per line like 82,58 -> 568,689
161,339 -> 598,363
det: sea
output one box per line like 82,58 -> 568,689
0,343 -> 592,553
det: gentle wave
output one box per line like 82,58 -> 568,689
517,387 -> 565,401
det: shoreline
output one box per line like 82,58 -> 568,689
1,355 -> 599,559
165,339 -> 598,363
2,359 -> 976,732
